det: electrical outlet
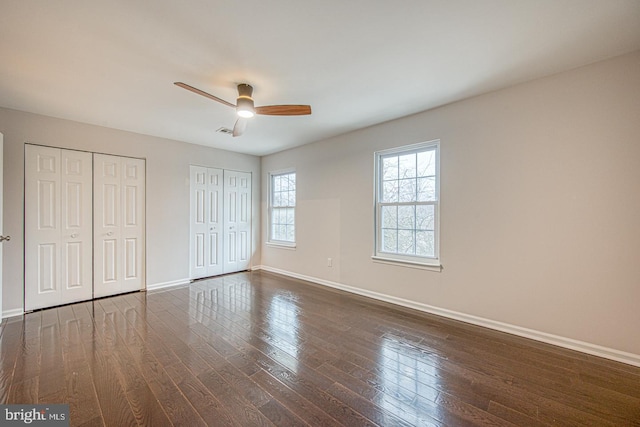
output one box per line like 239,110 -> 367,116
327,258 -> 333,267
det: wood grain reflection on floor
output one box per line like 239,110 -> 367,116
1,271 -> 639,426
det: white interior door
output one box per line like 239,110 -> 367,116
223,170 -> 251,273
94,154 -> 145,298
190,166 -> 223,279
25,145 -> 93,311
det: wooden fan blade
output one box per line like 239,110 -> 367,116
255,105 -> 312,116
232,118 -> 248,137
174,82 -> 236,108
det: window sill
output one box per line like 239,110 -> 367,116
266,241 -> 297,250
371,256 -> 442,272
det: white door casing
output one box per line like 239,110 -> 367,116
94,154 -> 145,298
223,170 -> 251,274
189,166 -> 223,279
25,145 -> 93,311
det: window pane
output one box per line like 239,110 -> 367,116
286,208 -> 295,225
381,206 -> 397,229
273,192 -> 283,207
398,230 -> 415,254
382,156 -> 398,180
417,177 -> 436,201
398,205 -> 415,230
286,225 -> 295,242
382,229 -> 397,252
383,181 -> 399,203
273,176 -> 281,192
399,154 -> 416,178
399,178 -> 416,202
417,150 -> 436,177
416,205 -> 434,231
288,190 -> 296,207
416,231 -> 435,257
278,225 -> 288,240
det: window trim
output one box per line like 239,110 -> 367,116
268,168 -> 297,248
372,140 -> 441,269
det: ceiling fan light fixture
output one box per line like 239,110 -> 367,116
236,96 -> 255,118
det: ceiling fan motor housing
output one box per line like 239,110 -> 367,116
237,83 -> 254,98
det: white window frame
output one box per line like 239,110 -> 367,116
267,169 -> 297,248
373,140 -> 441,270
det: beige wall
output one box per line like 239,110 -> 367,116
1,108 -> 261,314
261,51 -> 640,357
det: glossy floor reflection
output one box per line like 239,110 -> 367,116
1,270 -> 639,426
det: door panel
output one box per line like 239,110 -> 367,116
94,154 -> 120,298
190,166 -> 223,279
103,239 -> 117,282
190,166 -> 208,279
60,149 -> 93,301
25,145 -> 92,311
65,241 -> 83,287
120,157 -> 145,293
38,243 -> 57,292
206,169 -> 223,276
94,154 -> 145,298
223,170 -> 251,273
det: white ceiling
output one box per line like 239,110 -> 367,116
1,1 -> 640,156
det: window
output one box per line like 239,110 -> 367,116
269,170 -> 296,246
374,141 -> 440,267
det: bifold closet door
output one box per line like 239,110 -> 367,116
190,166 -> 224,279
25,145 -> 93,311
223,170 -> 251,273
94,154 -> 145,298
189,167 -> 251,279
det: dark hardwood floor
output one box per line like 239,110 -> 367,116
1,270 -> 639,426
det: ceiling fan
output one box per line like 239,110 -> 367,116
174,82 -> 312,137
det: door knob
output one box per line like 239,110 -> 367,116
0,235 -> 10,242
107,231 -> 114,236
71,233 -> 78,238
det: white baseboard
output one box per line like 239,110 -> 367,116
2,308 -> 25,319
146,278 -> 191,292
259,265 -> 640,368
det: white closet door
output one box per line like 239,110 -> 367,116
190,166 -> 223,279
206,168 -> 224,276
25,145 -> 93,311
121,156 -> 146,292
61,149 -> 94,301
223,170 -> 251,273
94,154 -> 145,298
